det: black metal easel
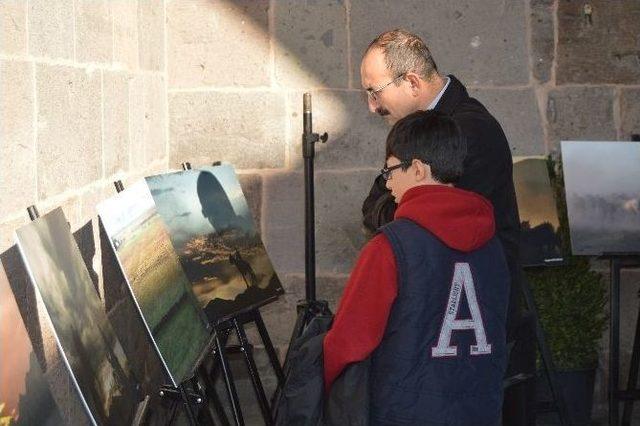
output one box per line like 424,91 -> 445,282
26,204 -> 153,426
519,270 -> 570,425
178,162 -> 286,426
601,254 -> 640,426
111,182 -> 207,426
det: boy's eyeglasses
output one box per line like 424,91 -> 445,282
380,162 -> 410,181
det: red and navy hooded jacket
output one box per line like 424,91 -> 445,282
323,184 -> 510,425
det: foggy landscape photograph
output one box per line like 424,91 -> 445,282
512,157 -> 563,266
146,164 -> 284,324
14,208 -> 138,425
0,266 -> 63,426
561,141 -> 640,255
98,181 -> 211,385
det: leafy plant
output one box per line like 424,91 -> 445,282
526,156 -> 608,370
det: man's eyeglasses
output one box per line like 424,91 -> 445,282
364,74 -> 405,103
380,161 -> 409,181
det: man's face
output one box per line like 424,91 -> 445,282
361,49 -> 417,125
384,156 -> 417,203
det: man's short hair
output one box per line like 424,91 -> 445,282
366,29 -> 438,82
385,110 -> 467,184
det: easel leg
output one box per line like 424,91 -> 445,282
521,271 -> 570,425
216,332 -> 245,426
233,318 -> 273,425
199,364 -> 231,426
611,259 -> 621,426
179,384 -> 200,426
253,310 -> 285,386
622,294 -> 640,425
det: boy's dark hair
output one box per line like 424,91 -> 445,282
385,110 -> 467,184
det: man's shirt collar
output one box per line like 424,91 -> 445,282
427,76 -> 450,110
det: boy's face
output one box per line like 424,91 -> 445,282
384,156 -> 424,203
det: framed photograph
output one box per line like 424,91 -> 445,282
146,164 -> 284,324
0,265 -> 64,426
14,208 -> 139,425
561,141 -> 640,256
98,181 -> 211,386
512,157 -> 564,266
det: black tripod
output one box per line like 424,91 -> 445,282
277,93 -> 331,399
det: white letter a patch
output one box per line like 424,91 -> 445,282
431,262 -> 492,358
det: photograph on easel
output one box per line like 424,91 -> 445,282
561,141 -> 640,256
512,157 -> 564,266
0,266 -> 63,426
97,181 -> 211,386
14,208 -> 139,426
146,164 -> 284,324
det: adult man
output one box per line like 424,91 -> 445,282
324,111 -> 509,425
359,29 -> 530,424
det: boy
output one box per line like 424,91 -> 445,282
323,110 -> 509,425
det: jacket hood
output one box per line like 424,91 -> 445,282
394,185 -> 495,252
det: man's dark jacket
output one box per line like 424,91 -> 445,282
362,75 -> 522,337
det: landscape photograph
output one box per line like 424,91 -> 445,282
14,208 -> 138,425
0,266 -> 63,426
146,164 -> 284,324
512,157 -> 563,266
561,141 -> 640,255
98,181 -> 211,386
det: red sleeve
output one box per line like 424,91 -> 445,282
322,234 -> 397,393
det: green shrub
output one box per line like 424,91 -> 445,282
526,156 -> 608,370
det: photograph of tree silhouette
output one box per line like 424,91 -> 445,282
15,208 -> 138,425
513,157 -> 563,266
147,164 -> 284,324
562,142 -> 640,255
98,181 -> 211,386
0,267 -> 63,426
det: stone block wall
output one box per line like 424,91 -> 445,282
1,0 -> 639,422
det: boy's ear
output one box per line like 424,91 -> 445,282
413,159 -> 430,181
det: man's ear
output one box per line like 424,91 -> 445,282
405,73 -> 421,93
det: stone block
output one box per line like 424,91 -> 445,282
275,0 -> 348,88
138,0 -> 165,71
0,60 -> 36,219
167,0 -> 270,88
287,90 -> 389,170
0,217 -> 27,254
315,169 -> 377,274
620,88 -> 640,141
75,0 -> 113,64
262,171 -> 304,275
350,0 -> 528,86
36,64 -> 102,199
530,0 -> 554,83
557,0 -> 640,84
112,0 -> 139,69
143,74 -> 168,164
28,0 -> 74,60
546,87 -> 616,150
129,74 -> 146,170
0,1 -> 27,55
103,71 -> 132,177
469,87 -> 546,156
169,91 -> 286,169
238,173 -> 262,231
